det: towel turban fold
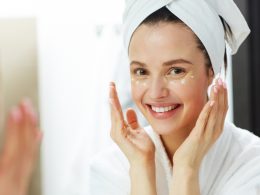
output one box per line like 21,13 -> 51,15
123,0 -> 250,74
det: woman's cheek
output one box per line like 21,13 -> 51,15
168,73 -> 196,92
168,73 -> 206,112
131,77 -> 148,104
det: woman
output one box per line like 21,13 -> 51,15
0,99 -> 42,195
89,0 -> 260,195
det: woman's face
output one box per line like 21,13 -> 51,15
129,22 -> 214,135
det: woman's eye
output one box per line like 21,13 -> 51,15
169,67 -> 185,75
134,68 -> 147,76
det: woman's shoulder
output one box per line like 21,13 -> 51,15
217,122 -> 260,194
222,121 -> 260,166
225,121 -> 260,151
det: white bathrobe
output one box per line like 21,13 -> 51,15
88,121 -> 260,195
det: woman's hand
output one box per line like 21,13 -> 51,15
0,99 -> 42,195
109,82 -> 157,195
173,78 -> 228,169
170,78 -> 228,195
109,82 -> 155,165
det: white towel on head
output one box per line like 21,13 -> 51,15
123,0 -> 250,74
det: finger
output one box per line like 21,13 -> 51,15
29,128 -> 43,160
204,84 -> 219,141
213,80 -> 228,140
109,82 -> 124,122
193,100 -> 215,137
222,81 -> 228,122
126,108 -> 140,130
3,107 -> 22,158
24,101 -> 42,146
20,99 -> 36,144
109,82 -> 127,140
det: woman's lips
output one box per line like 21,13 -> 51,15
145,103 -> 182,120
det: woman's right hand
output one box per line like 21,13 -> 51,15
109,82 -> 155,165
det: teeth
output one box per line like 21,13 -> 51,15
151,105 -> 177,113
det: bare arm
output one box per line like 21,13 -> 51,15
130,160 -> 157,195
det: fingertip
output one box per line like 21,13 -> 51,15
126,107 -> 136,116
217,78 -> 223,86
10,106 -> 22,124
223,82 -> 227,89
126,107 -> 134,112
109,81 -> 115,87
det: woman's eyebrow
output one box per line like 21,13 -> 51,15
130,59 -> 192,67
130,61 -> 147,67
163,59 -> 193,66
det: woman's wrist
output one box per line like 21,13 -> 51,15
130,156 -> 154,167
129,159 -> 157,195
173,163 -> 199,176
129,158 -> 156,180
170,166 -> 200,195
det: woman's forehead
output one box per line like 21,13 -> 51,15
129,23 -> 202,65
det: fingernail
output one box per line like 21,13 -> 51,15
223,82 -> 227,89
218,78 -> 223,86
109,82 -> 115,87
210,101 -> 215,107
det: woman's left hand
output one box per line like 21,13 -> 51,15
173,78 -> 228,171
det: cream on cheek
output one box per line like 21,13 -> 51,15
131,72 -> 197,93
131,77 -> 149,87
168,72 -> 207,112
131,77 -> 148,103
169,72 -> 196,86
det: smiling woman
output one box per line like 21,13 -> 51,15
88,1 -> 260,195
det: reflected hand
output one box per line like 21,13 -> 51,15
0,99 -> 42,195
109,82 -> 155,165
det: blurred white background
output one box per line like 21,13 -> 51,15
0,0 -> 234,194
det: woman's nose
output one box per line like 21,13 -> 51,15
149,77 -> 169,99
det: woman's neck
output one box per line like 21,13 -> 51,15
160,125 -> 193,166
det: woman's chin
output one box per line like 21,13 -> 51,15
149,122 -> 180,135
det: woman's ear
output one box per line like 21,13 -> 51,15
207,68 -> 214,86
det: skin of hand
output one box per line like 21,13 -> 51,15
0,99 -> 42,195
170,78 -> 228,195
109,82 -> 157,195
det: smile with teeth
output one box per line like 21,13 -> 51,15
151,105 -> 178,113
